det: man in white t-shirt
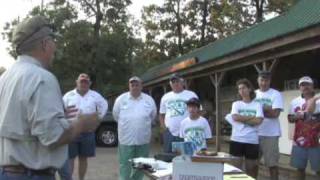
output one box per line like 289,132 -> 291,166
62,73 -> 108,180
180,98 -> 212,152
255,71 -> 283,180
159,74 -> 198,153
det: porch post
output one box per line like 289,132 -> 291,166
253,59 -> 279,73
209,72 -> 225,152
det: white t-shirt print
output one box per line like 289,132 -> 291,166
255,88 -> 283,136
160,90 -> 198,136
228,100 -> 263,144
180,116 -> 212,151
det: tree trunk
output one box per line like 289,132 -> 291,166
90,0 -> 103,89
200,0 -> 208,46
176,0 -> 184,55
254,0 -> 265,23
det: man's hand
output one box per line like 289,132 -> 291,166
77,113 -> 100,132
288,112 -> 304,123
51,112 -> 99,148
263,105 -> 272,112
65,105 -> 78,119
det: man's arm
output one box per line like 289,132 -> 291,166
159,95 -> 166,130
287,99 -> 304,123
112,96 -> 121,122
28,77 -> 99,149
263,106 -> 281,118
305,96 -> 320,113
150,98 -> 157,123
95,93 -> 108,119
264,92 -> 283,118
159,113 -> 166,130
288,111 -> 307,123
50,113 -> 99,148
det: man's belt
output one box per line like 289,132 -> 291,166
1,165 -> 56,176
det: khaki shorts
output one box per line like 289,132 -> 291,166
259,136 -> 280,167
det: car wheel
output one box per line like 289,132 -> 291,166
96,125 -> 118,147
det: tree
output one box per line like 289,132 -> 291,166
210,0 -> 254,38
248,0 -> 297,23
2,0 -> 137,95
140,0 -> 297,65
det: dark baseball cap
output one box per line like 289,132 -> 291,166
258,71 -> 271,79
186,97 -> 201,107
77,73 -> 90,82
12,16 -> 58,51
170,73 -> 183,82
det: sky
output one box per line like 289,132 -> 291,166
0,0 -> 163,69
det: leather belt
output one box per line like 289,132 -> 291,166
1,165 -> 56,176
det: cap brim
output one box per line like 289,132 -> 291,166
187,103 -> 200,107
170,77 -> 181,81
299,81 -> 313,85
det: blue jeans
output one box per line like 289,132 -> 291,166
163,128 -> 183,153
0,169 -> 54,180
57,160 -> 72,180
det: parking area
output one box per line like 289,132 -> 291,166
68,147 -> 119,180
67,144 -> 162,180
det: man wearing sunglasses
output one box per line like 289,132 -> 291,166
0,16 -> 99,180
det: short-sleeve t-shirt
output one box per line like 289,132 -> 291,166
255,88 -> 283,136
289,96 -> 320,147
179,116 -> 212,151
159,90 -> 198,136
229,100 -> 264,144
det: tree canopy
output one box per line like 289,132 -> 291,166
2,0 -> 296,95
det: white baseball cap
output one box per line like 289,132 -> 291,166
129,76 -> 142,83
298,76 -> 313,85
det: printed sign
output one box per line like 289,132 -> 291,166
173,159 -> 223,180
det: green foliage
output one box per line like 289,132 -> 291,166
2,0 -> 135,96
2,0 -> 297,96
137,0 -> 296,72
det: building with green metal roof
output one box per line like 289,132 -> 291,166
107,0 -> 320,162
141,0 -> 320,86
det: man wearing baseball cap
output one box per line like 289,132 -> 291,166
288,76 -> 320,179
255,71 -> 283,180
159,73 -> 199,153
62,73 -> 108,180
0,15 -> 99,180
113,76 -> 157,180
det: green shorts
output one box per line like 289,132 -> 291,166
259,136 -> 279,167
